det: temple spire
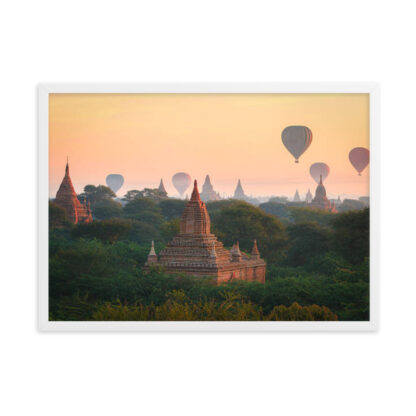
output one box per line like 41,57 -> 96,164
55,159 -> 92,224
251,239 -> 260,259
158,179 -> 167,195
147,241 -> 158,264
233,179 -> 246,199
319,174 -> 323,185
231,241 -> 242,262
190,179 -> 201,201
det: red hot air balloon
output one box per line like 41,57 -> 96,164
349,147 -> 369,176
281,126 -> 313,163
172,172 -> 192,197
310,163 -> 330,184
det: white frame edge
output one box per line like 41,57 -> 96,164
38,83 -> 380,332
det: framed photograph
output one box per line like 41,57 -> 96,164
38,83 -> 379,331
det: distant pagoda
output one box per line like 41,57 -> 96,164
305,189 -> 313,203
158,179 -> 168,197
146,180 -> 266,283
310,175 -> 337,213
55,160 -> 92,224
293,189 -> 301,202
233,179 -> 246,200
200,175 -> 220,202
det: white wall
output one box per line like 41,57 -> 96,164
1,1 -> 415,415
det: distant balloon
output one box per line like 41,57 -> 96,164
172,172 -> 191,196
106,174 -> 124,194
310,163 -> 330,184
349,147 -> 369,176
281,126 -> 313,163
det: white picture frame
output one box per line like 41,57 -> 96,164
38,83 -> 380,332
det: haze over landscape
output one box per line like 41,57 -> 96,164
49,93 -> 369,198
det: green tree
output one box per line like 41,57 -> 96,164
331,208 -> 369,264
159,199 -> 186,220
123,188 -> 168,202
78,185 -> 116,206
286,222 -> 330,267
161,218 -> 180,241
212,202 -> 288,264
92,199 -> 123,219
337,199 -> 366,212
288,206 -> 335,226
127,220 -> 161,245
49,202 -> 70,228
123,198 -> 160,218
259,201 -> 292,223
71,219 -> 132,244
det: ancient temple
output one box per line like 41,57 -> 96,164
310,175 -> 338,213
233,179 -> 246,199
146,180 -> 266,283
54,160 -> 93,224
200,175 -> 220,202
293,189 -> 301,202
158,179 -> 168,197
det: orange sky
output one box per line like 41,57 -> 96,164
49,93 -> 369,199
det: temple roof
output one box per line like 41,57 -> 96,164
56,161 -> 78,201
179,180 -> 211,235
55,160 -> 92,224
158,179 -> 167,195
315,175 -> 327,199
234,179 -> 246,199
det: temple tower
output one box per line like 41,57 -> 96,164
55,160 -> 92,224
293,189 -> 301,202
158,179 -> 168,197
251,240 -> 260,260
179,180 -> 211,234
200,175 -> 220,202
310,175 -> 333,211
150,180 -> 266,283
146,241 -> 158,264
233,179 -> 246,200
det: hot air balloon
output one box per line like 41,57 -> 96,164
310,163 -> 330,184
349,147 -> 369,176
281,126 -> 313,163
106,174 -> 124,194
172,172 -> 191,197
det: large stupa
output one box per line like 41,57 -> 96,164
146,180 -> 266,283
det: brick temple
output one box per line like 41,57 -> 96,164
54,160 -> 93,224
146,180 -> 266,283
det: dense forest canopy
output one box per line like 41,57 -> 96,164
49,188 -> 369,321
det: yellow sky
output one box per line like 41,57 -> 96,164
49,93 -> 369,199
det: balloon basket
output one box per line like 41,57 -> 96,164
295,160 -> 299,163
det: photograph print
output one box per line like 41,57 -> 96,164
43,87 -> 373,328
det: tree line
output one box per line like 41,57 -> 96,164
49,184 -> 369,321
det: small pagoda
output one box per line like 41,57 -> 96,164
158,179 -> 168,197
293,189 -> 301,202
54,160 -> 92,224
146,180 -> 266,283
233,179 -> 246,200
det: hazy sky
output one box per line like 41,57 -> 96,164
49,93 -> 369,199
